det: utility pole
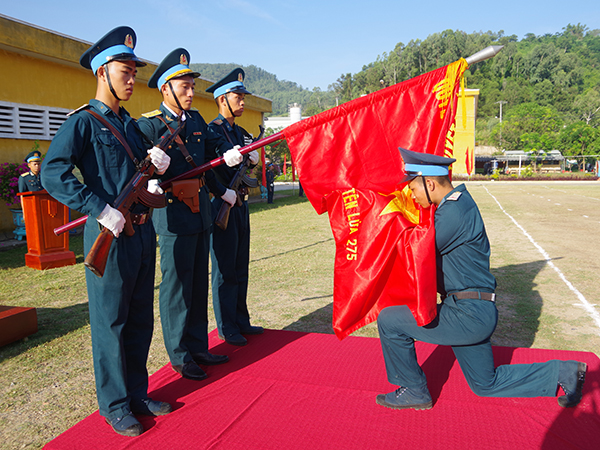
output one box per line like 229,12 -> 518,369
496,101 -> 507,149
495,101 -> 507,122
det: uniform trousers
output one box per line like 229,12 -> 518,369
378,296 -> 559,397
84,220 -> 155,420
210,200 -> 251,336
157,231 -> 210,365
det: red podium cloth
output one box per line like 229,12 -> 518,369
45,329 -> 600,450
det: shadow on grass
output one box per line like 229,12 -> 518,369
0,232 -> 85,269
250,238 -> 333,264
248,192 -> 309,214
492,259 -> 548,348
283,302 -> 335,335
0,301 -> 90,363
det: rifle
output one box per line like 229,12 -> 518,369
215,126 -> 264,230
55,130 -> 285,235
83,118 -> 185,277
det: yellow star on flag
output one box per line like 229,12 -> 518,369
379,185 -> 420,224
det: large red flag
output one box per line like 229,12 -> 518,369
284,59 -> 467,339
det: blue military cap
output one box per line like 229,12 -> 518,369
148,48 -> 200,90
399,147 -> 456,182
206,68 -> 252,98
80,26 -> 146,74
25,151 -> 41,163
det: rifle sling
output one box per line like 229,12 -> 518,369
157,116 -> 197,168
85,109 -> 139,166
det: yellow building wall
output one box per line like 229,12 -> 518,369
451,89 -> 479,176
0,15 -> 271,233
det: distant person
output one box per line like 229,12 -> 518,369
18,151 -> 43,192
206,68 -> 263,346
41,26 -> 172,437
266,163 -> 275,204
138,48 -> 234,381
298,180 -> 304,197
376,147 -> 587,411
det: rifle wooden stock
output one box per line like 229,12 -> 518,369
84,228 -> 114,277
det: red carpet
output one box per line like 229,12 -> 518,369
45,329 -> 600,449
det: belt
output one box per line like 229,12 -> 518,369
446,291 -> 496,302
130,212 -> 150,225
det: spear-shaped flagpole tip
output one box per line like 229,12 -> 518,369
465,45 -> 504,65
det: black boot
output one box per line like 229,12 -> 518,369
557,361 -> 587,407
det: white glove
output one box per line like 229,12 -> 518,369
248,150 -> 259,165
221,189 -> 237,206
147,179 -> 164,195
223,145 -> 243,167
97,204 -> 125,238
148,146 -> 171,175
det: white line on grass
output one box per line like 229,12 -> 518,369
483,186 -> 600,332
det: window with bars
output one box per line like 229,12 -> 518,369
0,101 -> 70,140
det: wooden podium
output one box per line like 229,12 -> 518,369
17,190 -> 76,270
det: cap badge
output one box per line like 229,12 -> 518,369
180,54 -> 188,66
124,34 -> 134,49
238,73 -> 243,82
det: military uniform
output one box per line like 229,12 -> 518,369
137,48 -> 231,376
138,105 -> 230,366
378,183 -> 559,397
206,68 -> 262,345
208,113 -> 254,338
42,98 -> 156,420
39,27 -> 169,435
376,148 -> 586,409
18,150 -> 43,192
18,171 -> 43,192
266,165 -> 275,203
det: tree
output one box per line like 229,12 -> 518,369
573,88 -> 600,126
495,103 -> 563,150
559,122 -> 600,170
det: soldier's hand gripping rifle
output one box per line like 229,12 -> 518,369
56,130 -> 286,235
214,126 -> 264,230
83,119 -> 185,278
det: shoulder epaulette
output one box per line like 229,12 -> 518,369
446,191 -> 462,201
141,109 -> 162,118
20,172 -> 29,177
67,104 -> 90,117
212,119 -> 223,126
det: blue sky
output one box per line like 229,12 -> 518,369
2,1 -> 599,90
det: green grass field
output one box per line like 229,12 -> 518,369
1,182 -> 599,449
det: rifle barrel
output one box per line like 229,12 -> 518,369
159,131 -> 284,190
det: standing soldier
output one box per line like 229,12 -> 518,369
265,163 -> 275,203
41,27 -> 172,437
206,69 -> 262,346
18,150 -> 43,192
138,49 -> 241,380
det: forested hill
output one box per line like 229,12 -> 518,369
193,25 -> 600,159
191,63 -> 314,116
